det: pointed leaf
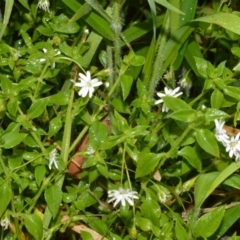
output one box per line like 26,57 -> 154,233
44,185 -> 62,218
0,181 -> 11,216
196,128 -> 219,157
27,98 -> 48,119
23,214 -> 43,240
194,206 -> 225,238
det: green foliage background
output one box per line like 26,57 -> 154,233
1,0 -> 240,239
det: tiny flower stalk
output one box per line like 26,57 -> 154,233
111,0 -> 123,95
43,79 -> 75,231
147,13 -> 170,98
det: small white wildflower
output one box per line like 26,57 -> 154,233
49,149 -> 58,170
37,0 -> 50,12
84,29 -> 90,35
108,188 -> 139,207
0,218 -> 10,230
155,87 -> 183,112
214,119 -> 229,145
73,71 -> 103,98
225,133 -> 240,160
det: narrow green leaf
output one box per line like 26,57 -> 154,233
44,185 -> 62,218
0,181 -> 11,216
195,162 -> 240,208
34,165 -> 46,187
195,128 -> 219,157
120,74 -> 133,100
212,204 -> 240,238
0,0 -> 14,41
211,89 -> 224,109
23,214 -> 43,240
155,0 -> 184,15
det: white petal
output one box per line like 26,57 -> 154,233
78,87 -> 88,97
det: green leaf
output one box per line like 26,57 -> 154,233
81,231 -> 93,240
27,98 -> 49,119
2,132 -> 27,149
89,121 -> 108,149
48,91 -> 70,105
114,110 -> 129,133
0,181 -> 11,216
193,12 -> 240,36
34,165 -> 46,187
23,214 -> 43,240
168,109 -> 196,123
141,199 -> 161,225
136,152 -> 164,178
223,174 -> 240,190
193,57 -> 212,78
163,96 -> 191,111
223,86 -> 240,100
44,185 -> 62,218
50,14 -> 80,34
7,97 -> 18,116
48,116 -> 62,137
195,128 -> 219,157
1,77 -> 13,95
178,146 -> 202,172
155,0 -> 184,15
120,74 -> 133,100
195,162 -> 240,208
205,108 -> 229,122
194,206 -> 225,238
212,204 -> 240,238
175,219 -> 188,240
135,216 -> 153,231
211,89 -> 224,109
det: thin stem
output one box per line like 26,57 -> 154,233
43,83 -> 75,231
34,62 -> 49,99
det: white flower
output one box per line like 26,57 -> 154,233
49,149 -> 58,170
0,218 -> 10,230
225,133 -> 240,160
108,188 -> 139,207
214,119 -> 229,145
155,87 -> 183,112
73,71 -> 103,98
37,0 -> 50,12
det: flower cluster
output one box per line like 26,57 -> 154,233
155,87 -> 183,112
108,188 -> 139,207
214,120 -> 240,161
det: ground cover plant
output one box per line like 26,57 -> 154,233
2,0 -> 240,239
